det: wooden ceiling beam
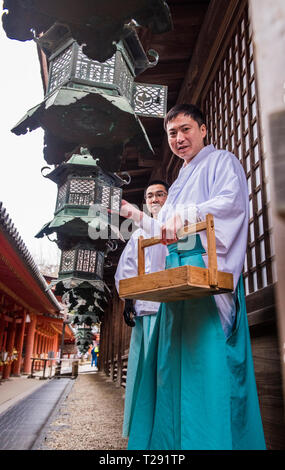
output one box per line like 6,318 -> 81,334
177,0 -> 241,105
120,168 -> 152,177
123,187 -> 145,195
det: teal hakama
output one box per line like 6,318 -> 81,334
127,235 -> 266,450
122,314 -> 157,437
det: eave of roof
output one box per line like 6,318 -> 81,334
0,201 -> 62,315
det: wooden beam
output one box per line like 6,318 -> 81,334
123,187 -> 145,195
178,0 -> 242,105
119,168 -> 152,177
138,157 -> 157,168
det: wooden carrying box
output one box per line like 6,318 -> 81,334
119,214 -> 233,302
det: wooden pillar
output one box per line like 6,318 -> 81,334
2,317 -> 17,379
98,318 -> 104,371
34,331 -> 39,371
38,333 -> 44,369
23,314 -> 36,374
53,334 -> 57,357
33,331 -> 38,370
43,335 -> 47,356
110,295 -> 116,381
38,334 -> 44,368
0,312 -> 6,351
105,305 -> 111,375
116,297 -> 124,386
12,311 -> 27,376
37,333 -> 41,355
33,331 -> 37,356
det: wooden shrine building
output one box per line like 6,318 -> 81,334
98,0 -> 285,450
0,202 -> 74,379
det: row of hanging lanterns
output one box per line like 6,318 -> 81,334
2,1 -> 172,354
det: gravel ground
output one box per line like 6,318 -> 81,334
40,371 -> 128,450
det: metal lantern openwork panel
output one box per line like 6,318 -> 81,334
55,175 -> 122,214
46,39 -> 167,118
132,83 -> 168,118
59,246 -> 105,280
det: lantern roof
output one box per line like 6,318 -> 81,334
43,147 -> 130,187
11,85 -> 154,168
51,277 -> 110,295
2,0 -> 172,62
35,214 -> 125,249
38,23 -> 158,77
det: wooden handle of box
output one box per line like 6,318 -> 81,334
137,213 -> 218,287
205,214 -> 218,287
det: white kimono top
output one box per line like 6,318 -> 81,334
115,228 -> 168,316
138,144 -> 249,337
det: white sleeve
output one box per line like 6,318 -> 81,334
196,154 -> 249,255
135,213 -> 162,236
114,235 -> 138,294
175,204 -> 202,225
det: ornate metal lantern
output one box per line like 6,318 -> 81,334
51,276 -> 110,320
2,0 -> 172,62
41,28 -> 167,119
59,244 -> 105,281
51,150 -> 125,215
11,25 -> 168,168
36,148 -> 128,249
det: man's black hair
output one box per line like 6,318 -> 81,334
144,180 -> 169,198
164,103 -> 206,130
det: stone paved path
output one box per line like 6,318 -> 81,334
0,378 -> 72,450
38,371 -> 128,450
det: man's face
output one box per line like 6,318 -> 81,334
145,184 -> 168,217
166,113 -> 207,164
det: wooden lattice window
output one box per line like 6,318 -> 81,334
202,5 -> 273,295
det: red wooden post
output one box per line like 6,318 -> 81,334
2,317 -> 17,379
0,312 -> 6,351
12,311 -> 27,376
23,314 -> 36,374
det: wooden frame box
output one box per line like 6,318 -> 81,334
119,214 -> 233,302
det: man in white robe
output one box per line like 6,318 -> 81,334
115,180 -> 168,437
120,104 -> 249,337
119,104 -> 265,449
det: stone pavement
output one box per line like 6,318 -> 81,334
0,359 -> 93,415
0,377 -> 74,450
0,375 -> 49,416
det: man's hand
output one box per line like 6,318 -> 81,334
161,213 -> 183,245
120,200 -> 143,224
123,299 -> 136,327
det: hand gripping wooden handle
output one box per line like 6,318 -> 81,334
137,214 -> 218,287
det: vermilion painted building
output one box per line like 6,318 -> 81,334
0,202 -> 74,379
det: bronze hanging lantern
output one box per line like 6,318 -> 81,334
35,148 -> 128,249
59,243 -> 105,281
41,25 -> 168,119
11,25 -> 168,168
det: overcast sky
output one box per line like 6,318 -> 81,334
0,4 -> 60,265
